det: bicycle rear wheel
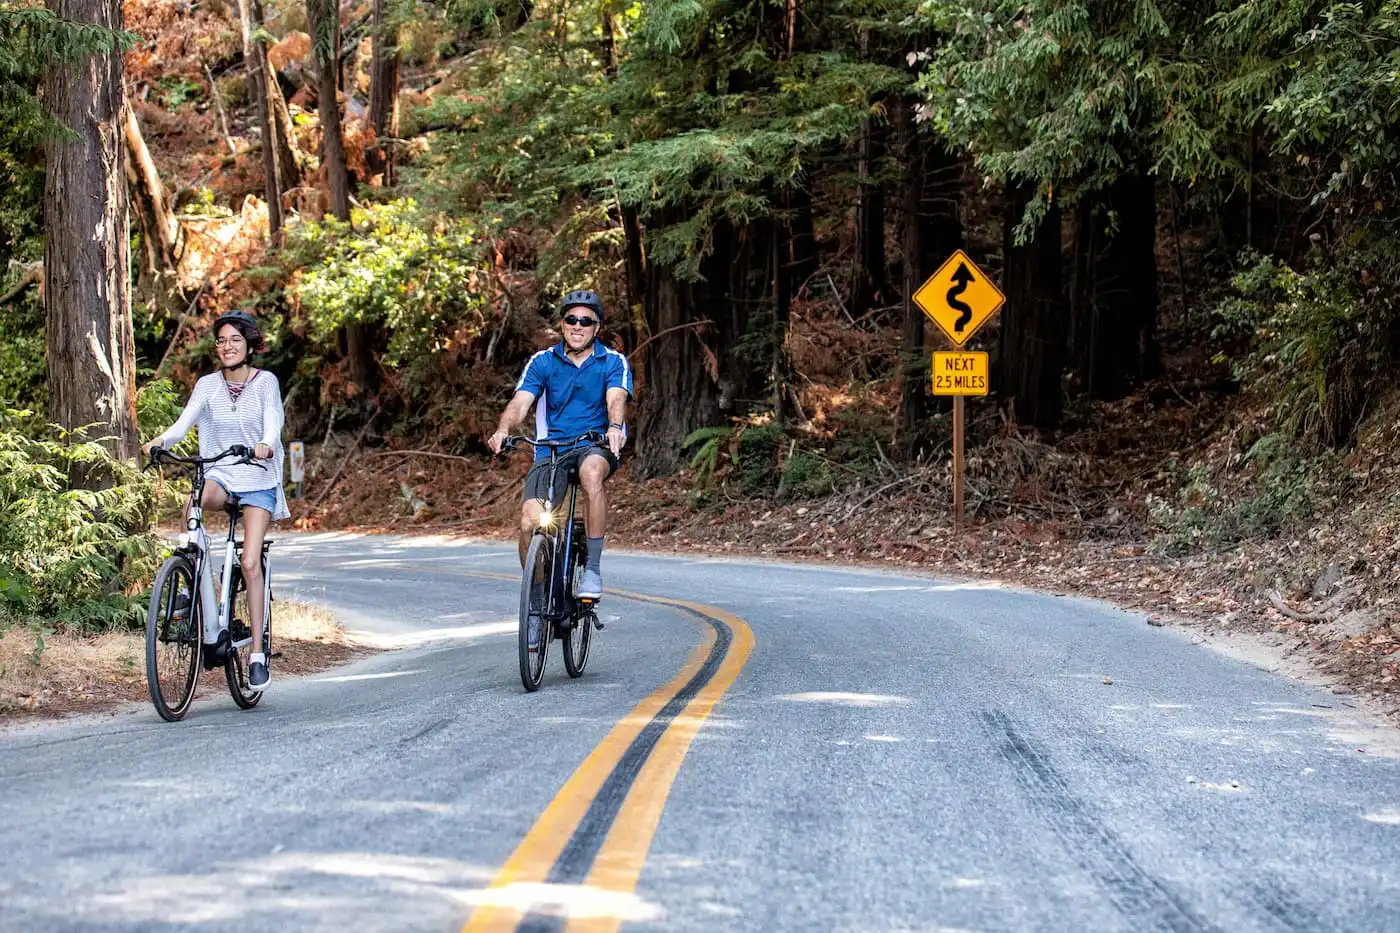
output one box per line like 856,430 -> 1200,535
224,563 -> 265,709
562,546 -> 593,678
519,534 -> 553,691
146,555 -> 201,722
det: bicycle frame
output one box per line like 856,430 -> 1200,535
510,433 -> 602,621
159,447 -> 271,648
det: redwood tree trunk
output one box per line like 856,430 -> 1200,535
42,0 -> 139,464
237,0 -> 284,237
365,0 -> 400,185
634,216 -> 743,476
789,183 -> 817,294
852,108 -> 887,316
634,268 -> 721,477
1000,180 -> 1065,430
1069,172 -> 1159,400
308,0 -> 351,222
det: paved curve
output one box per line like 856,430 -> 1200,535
2,533 -> 1398,932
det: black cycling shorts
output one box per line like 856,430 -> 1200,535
523,445 -> 619,503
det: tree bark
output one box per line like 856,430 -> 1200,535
789,183 -> 817,294
1069,172 -> 1159,401
237,0 -> 284,237
1000,181 -> 1065,431
308,0 -> 351,222
634,216 -> 743,476
772,209 -> 793,425
852,107 -> 888,316
365,0 -> 400,186
41,0 -> 139,464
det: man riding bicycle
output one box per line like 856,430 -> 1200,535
488,289 -> 632,600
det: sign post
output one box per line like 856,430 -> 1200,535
913,250 -> 1005,531
289,440 -> 306,499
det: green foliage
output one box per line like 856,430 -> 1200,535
0,271 -> 44,411
1148,447 -> 1329,556
289,199 -> 489,388
0,410 -> 167,632
1211,247 -> 1385,445
683,421 -> 828,497
157,76 -> 202,111
0,4 -> 137,145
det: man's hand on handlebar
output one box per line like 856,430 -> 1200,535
488,430 -> 510,456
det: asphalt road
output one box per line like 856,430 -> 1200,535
2,532 -> 1398,932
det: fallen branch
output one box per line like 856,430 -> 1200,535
203,60 -> 238,157
309,409 -> 380,511
1266,586 -> 1357,624
155,278 -> 209,377
628,319 -> 714,360
364,449 -> 475,465
0,264 -> 40,306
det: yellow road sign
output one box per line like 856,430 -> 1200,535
913,250 -> 1005,347
932,351 -> 989,396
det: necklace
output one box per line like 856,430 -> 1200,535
224,369 -> 255,410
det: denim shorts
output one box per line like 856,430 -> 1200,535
215,481 -> 278,514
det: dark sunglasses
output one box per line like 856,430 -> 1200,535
562,314 -> 599,328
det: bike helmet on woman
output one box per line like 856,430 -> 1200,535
211,310 -> 269,361
558,289 -> 604,324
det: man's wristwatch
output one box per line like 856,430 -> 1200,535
608,423 -> 625,431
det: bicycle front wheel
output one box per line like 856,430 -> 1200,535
519,534 -> 553,691
146,555 -> 201,722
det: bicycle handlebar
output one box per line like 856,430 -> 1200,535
147,444 -> 267,471
499,431 -> 606,455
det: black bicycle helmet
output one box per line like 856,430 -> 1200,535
558,289 -> 605,324
211,310 -> 269,354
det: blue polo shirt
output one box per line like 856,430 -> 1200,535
515,340 -> 634,461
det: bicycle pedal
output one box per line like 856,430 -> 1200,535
270,651 -> 284,659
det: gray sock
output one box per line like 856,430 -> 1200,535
586,536 -> 604,573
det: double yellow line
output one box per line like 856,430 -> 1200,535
460,589 -> 754,933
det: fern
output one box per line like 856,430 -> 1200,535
0,410 -> 169,632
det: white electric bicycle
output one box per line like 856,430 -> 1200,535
144,444 -> 275,721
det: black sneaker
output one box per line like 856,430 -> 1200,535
248,659 -> 270,691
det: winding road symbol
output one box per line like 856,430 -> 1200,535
947,263 -> 976,333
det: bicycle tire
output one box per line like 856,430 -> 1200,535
146,555 -> 202,722
562,542 -> 593,678
224,564 -> 265,709
519,534 -> 552,691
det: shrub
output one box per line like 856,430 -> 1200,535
0,411 -> 167,631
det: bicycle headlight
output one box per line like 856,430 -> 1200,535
538,509 -> 555,529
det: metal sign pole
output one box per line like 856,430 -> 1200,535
953,396 -> 965,532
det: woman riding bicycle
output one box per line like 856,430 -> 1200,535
143,310 -> 287,692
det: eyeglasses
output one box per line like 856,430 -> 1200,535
562,315 -> 599,328
215,336 -> 246,348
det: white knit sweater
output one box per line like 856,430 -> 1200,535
157,370 -> 289,520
